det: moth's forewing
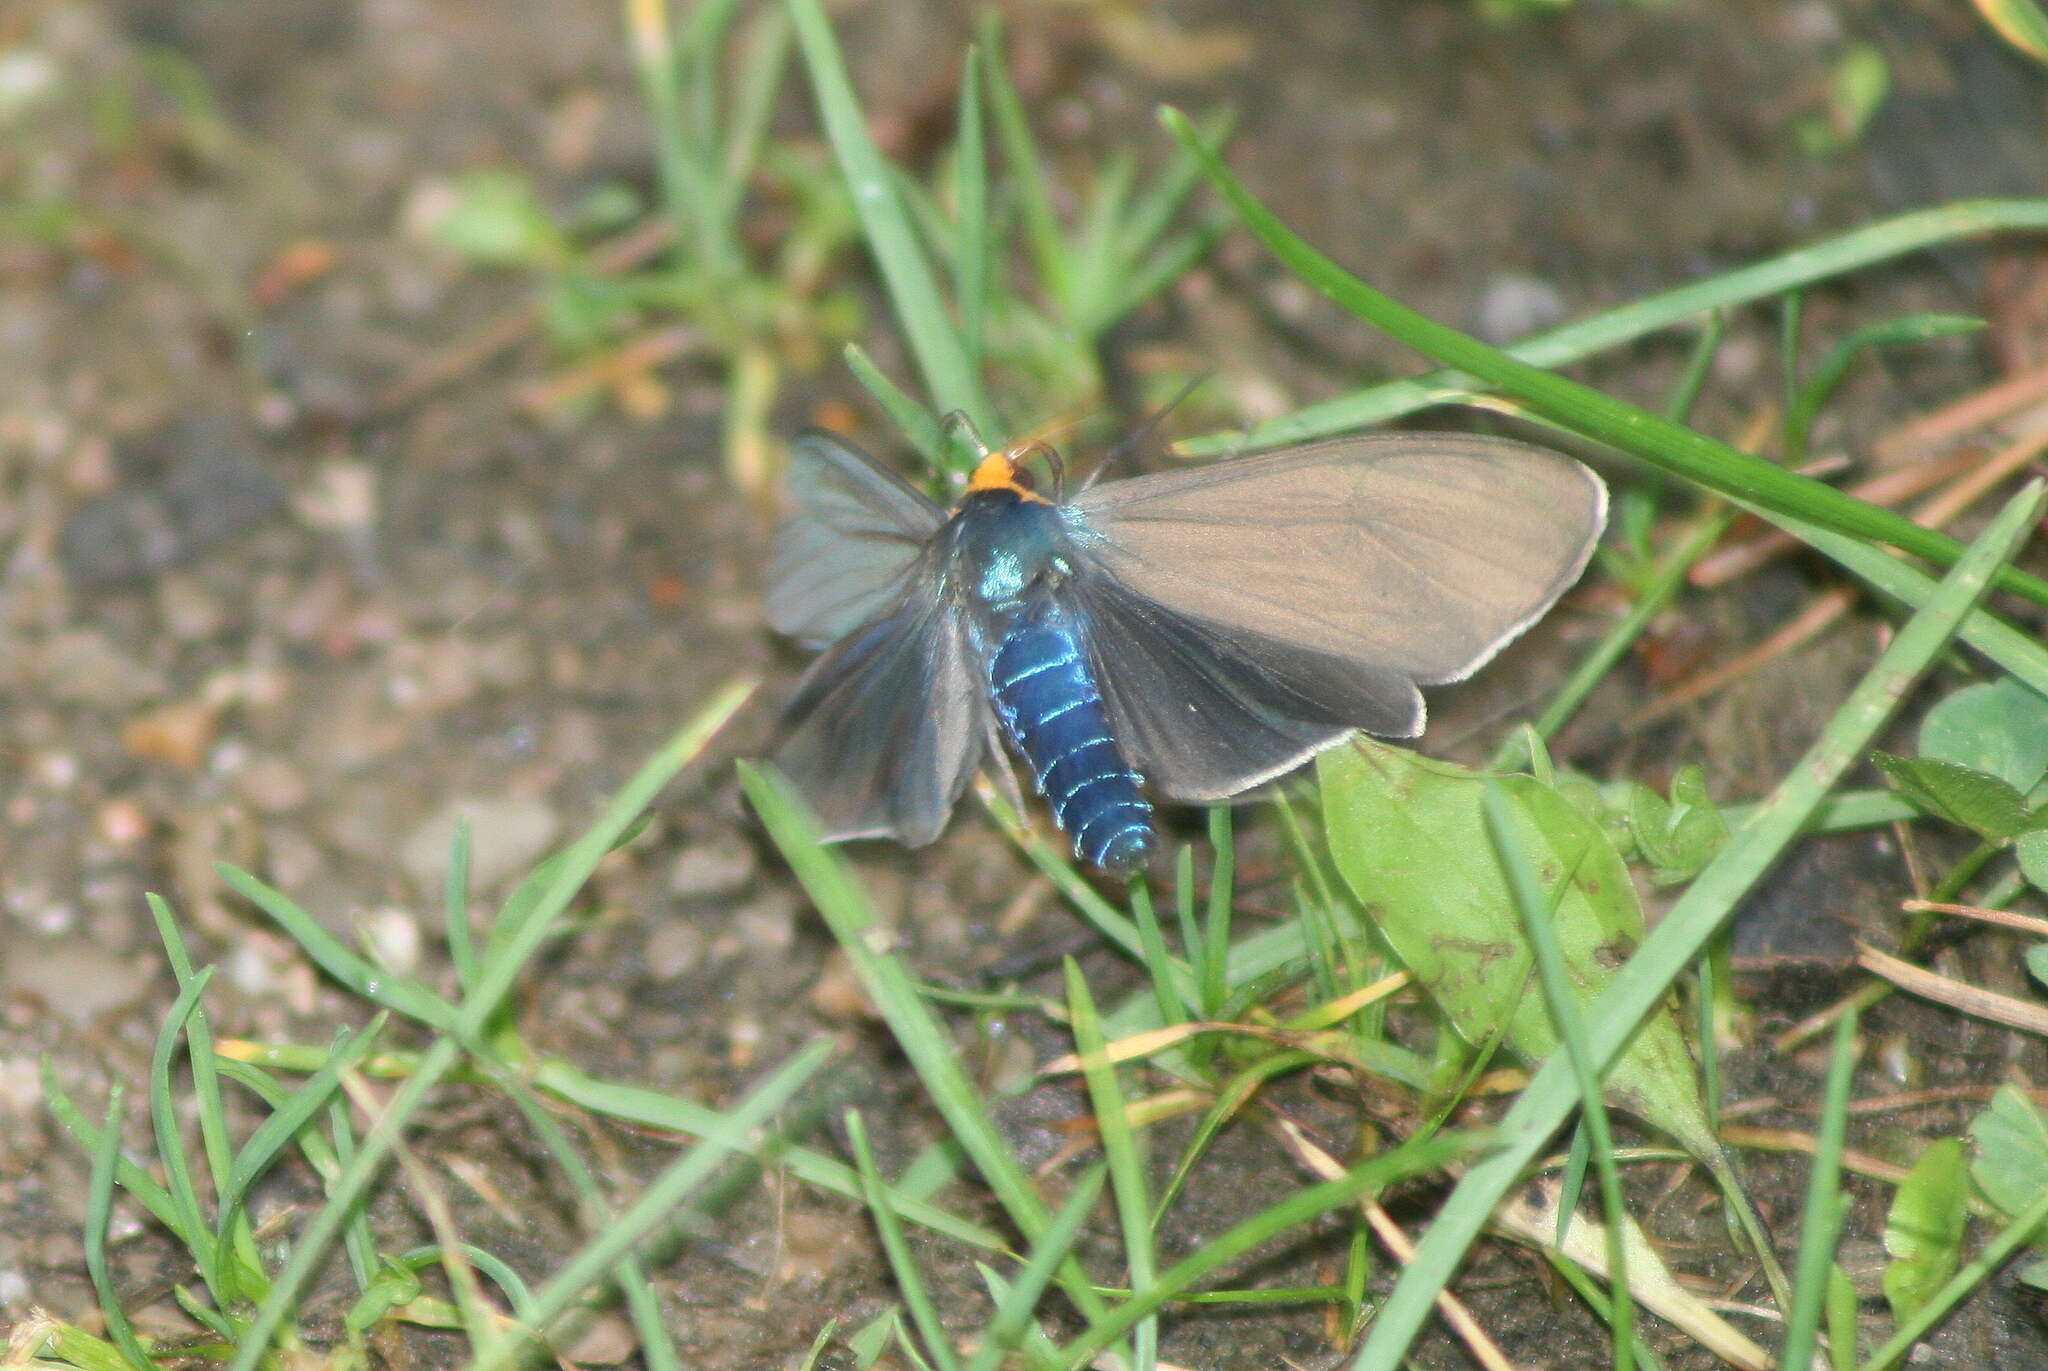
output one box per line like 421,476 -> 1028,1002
767,432 -> 944,647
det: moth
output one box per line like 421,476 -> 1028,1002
766,428 -> 1605,872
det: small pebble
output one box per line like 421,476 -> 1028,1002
236,754 -> 309,814
36,629 -> 166,708
357,906 -> 421,976
93,791 -> 149,844
401,795 -> 561,892
668,842 -> 754,898
0,1057 -> 42,1114
643,919 -> 705,981
2,939 -> 153,1024
1475,272 -> 1567,345
559,1312 -> 637,1366
122,697 -> 219,770
154,573 -> 228,642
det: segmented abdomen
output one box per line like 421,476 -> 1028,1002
987,604 -> 1153,872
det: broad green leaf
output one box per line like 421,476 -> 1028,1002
2023,831 -> 2048,897
1881,1137 -> 1969,1322
1628,764 -> 1729,885
1972,0 -> 2048,64
1318,739 -> 1721,1167
2028,942 -> 2048,992
1871,752 -> 2031,841
429,170 -> 566,267
1918,677 -> 2048,792
1970,1085 -> 2048,1220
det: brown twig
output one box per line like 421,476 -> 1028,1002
1900,898 -> 2048,941
1873,358 -> 2048,463
369,217 -> 675,418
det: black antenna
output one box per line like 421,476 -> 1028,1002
1084,373 -> 1210,492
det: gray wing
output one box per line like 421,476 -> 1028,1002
774,584 -> 989,846
766,432 -> 945,646
1068,434 -> 1606,686
1070,569 -> 1423,802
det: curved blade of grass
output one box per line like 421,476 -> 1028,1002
743,761 -> 1109,1321
1152,1049 -> 1319,1224
844,341 -> 946,467
224,679 -> 753,1371
967,1167 -> 1108,1371
847,1111 -> 963,1371
1346,482 -> 2047,1371
1060,1131 -> 1478,1368
1066,961 -> 1157,1370
146,965 -> 219,1291
952,47 -> 987,380
43,1061 -> 182,1240
144,899 -> 236,1212
217,1018 -> 386,1242
467,1037 -> 835,1371
85,1086 -> 157,1371
1178,197 -> 2048,455
499,1081 -> 679,1371
1163,109 -> 2048,611
1779,511 -> 2048,699
1972,0 -> 2048,64
444,819 -> 477,992
531,1058 -> 1000,1248
217,865 -> 456,1030
1780,1011 -> 1860,1371
785,0 -> 993,440
1482,784 -> 1632,1371
1784,313 -> 1984,462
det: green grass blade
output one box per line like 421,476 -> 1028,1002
624,0 -> 738,283
965,1167 -> 1107,1371
43,1060 -> 183,1238
1180,198 -> 2048,454
1117,109 -> 1231,267
84,1086 -> 157,1371
1781,1011 -> 1860,1371
1347,482 -> 2048,1371
847,1111 -> 963,1371
1202,807 -> 1235,1019
952,46 -> 988,379
500,1082 -> 680,1371
978,13 -> 1068,312
1152,1049 -> 1319,1225
1066,962 -> 1156,1370
785,0 -> 992,436
218,1019 -> 385,1240
466,1038 -> 835,1371
844,341 -> 946,466
716,7 -> 793,226
445,819 -> 477,992
531,1057 -> 1001,1249
1483,784 -> 1632,1371
1778,512 -> 2048,699
218,864 -> 457,1030
1162,108 -> 2048,613
144,898 -> 236,1211
1061,1133 -> 1478,1368
1127,880 -> 1191,1030
225,679 -> 753,1371
743,761 -> 1109,1320
147,967 -> 220,1286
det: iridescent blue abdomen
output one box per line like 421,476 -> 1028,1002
987,601 -> 1152,872
947,485 -> 1154,872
